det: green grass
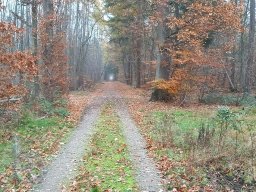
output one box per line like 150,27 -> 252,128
172,110 -> 207,130
153,109 -> 209,131
151,109 -> 211,149
69,104 -> 138,191
145,106 -> 256,190
0,143 -> 12,172
17,114 -> 72,142
145,108 -> 215,189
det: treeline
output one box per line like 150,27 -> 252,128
105,0 -> 255,102
0,0 -> 104,111
1,0 -> 256,106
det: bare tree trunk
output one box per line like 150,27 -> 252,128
244,0 -> 255,93
32,0 -> 39,97
155,1 -> 172,80
239,0 -> 249,91
134,0 -> 143,88
42,0 -> 54,100
155,24 -> 164,79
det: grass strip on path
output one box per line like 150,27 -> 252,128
68,103 -> 138,192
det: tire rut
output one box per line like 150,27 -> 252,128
33,99 -> 104,192
116,99 -> 163,192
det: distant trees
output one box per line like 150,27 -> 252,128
104,0 -> 147,87
67,0 -> 104,90
0,0 -> 105,106
1,0 -> 256,104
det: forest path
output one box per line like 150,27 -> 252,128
33,82 -> 163,192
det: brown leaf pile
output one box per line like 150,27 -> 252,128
67,84 -> 104,123
67,93 -> 90,123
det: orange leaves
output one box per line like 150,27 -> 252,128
153,79 -> 180,95
0,22 -> 23,49
158,155 -> 173,173
39,15 -> 69,99
67,93 -> 89,123
117,144 -> 127,153
0,22 -> 23,33
167,0 -> 242,57
1,52 -> 37,74
0,20 -> 37,104
160,0 -> 242,96
152,69 -> 188,95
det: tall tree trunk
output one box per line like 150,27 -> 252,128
42,0 -> 54,100
155,1 -> 172,80
239,0 -> 249,91
32,0 -> 39,97
134,0 -> 143,88
244,0 -> 255,93
155,24 -> 165,79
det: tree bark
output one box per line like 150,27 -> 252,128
42,0 -> 54,100
134,0 -> 143,88
32,0 -> 39,97
244,0 -> 255,93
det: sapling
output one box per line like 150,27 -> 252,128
12,133 -> 21,186
247,124 -> 256,181
215,106 -> 242,153
216,106 -> 232,152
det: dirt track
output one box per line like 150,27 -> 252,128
33,82 -> 163,192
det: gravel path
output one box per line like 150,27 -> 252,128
33,99 -> 104,192
116,100 -> 163,192
33,83 -> 163,192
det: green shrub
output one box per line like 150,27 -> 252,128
239,94 -> 256,106
39,99 -> 55,115
54,107 -> 69,117
19,111 -> 58,130
200,93 -> 239,105
201,92 -> 256,106
215,106 -> 242,129
214,106 -> 242,151
216,106 -> 233,121
38,98 -> 69,117
152,112 -> 174,147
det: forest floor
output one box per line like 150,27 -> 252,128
1,82 -> 255,191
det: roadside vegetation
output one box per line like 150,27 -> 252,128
68,104 -> 138,192
137,104 -> 256,191
111,81 -> 256,191
0,91 -> 90,191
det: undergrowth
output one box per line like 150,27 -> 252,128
201,92 -> 256,106
146,106 -> 256,191
0,99 -> 74,191
30,97 -> 69,117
